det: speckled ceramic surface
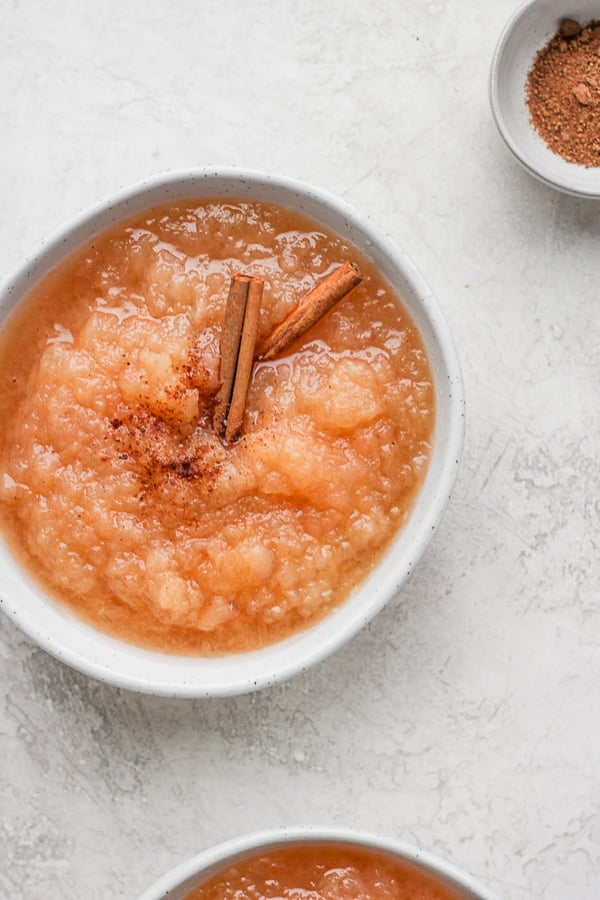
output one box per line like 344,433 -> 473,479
490,0 -> 600,197
138,828 -> 498,900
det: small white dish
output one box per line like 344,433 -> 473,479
0,168 -> 464,697
490,0 -> 600,197
137,827 -> 498,900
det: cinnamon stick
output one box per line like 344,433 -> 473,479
213,275 -> 251,436
256,260 -> 363,360
225,277 -> 264,443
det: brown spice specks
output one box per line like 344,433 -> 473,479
109,406 -> 228,495
559,19 -> 581,39
526,19 -> 600,167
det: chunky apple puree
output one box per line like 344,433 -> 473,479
184,844 -> 463,900
0,200 -> 434,654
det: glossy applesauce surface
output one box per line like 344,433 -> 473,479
0,199 -> 434,654
183,843 -> 464,899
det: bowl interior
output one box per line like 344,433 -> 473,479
491,0 -> 600,196
0,171 -> 463,696
137,829 -> 494,900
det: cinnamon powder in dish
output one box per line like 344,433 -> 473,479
526,19 -> 600,167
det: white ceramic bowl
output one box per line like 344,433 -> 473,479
490,0 -> 600,197
0,168 -> 464,697
137,827 -> 497,900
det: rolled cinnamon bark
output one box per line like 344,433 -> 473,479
213,275 -> 251,436
256,260 -> 363,360
225,277 -> 264,442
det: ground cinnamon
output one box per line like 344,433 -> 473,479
526,19 -> 600,167
257,260 -> 363,360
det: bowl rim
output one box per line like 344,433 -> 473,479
489,0 -> 600,199
0,166 -> 465,696
136,826 -> 499,900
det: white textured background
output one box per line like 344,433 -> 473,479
1,1 -> 599,898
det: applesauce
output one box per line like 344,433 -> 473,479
0,199 -> 434,654
184,844 -> 464,899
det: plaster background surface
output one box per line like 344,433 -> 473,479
1,2 -> 599,898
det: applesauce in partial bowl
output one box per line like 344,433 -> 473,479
138,829 -> 496,900
0,170 -> 464,695
183,844 -> 461,900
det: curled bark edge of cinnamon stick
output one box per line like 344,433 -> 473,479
225,277 -> 264,443
256,260 -> 363,361
213,274 -> 251,437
